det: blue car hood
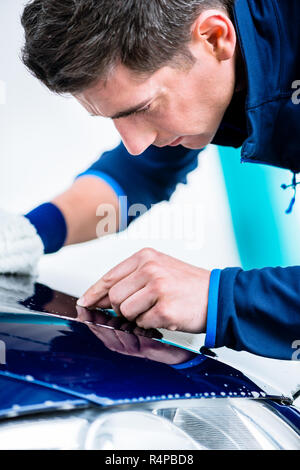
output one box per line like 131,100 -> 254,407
0,281 -> 280,419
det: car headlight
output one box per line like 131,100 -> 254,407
0,398 -> 299,450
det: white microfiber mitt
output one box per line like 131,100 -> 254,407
0,211 -> 44,275
0,274 -> 36,311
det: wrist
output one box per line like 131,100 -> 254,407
189,267 -> 211,334
205,269 -> 221,349
25,202 -> 67,254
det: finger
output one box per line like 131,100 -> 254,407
107,269 -> 149,315
76,305 -> 94,323
135,305 -> 168,330
119,285 -> 158,322
77,253 -> 141,307
93,294 -> 112,309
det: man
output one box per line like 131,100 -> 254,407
0,0 -> 299,360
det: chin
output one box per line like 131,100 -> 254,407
181,135 -> 212,150
182,143 -> 206,150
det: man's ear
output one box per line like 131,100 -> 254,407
191,9 -> 236,61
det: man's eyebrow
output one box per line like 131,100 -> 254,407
89,99 -> 152,120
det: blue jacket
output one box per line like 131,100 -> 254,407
27,0 -> 300,360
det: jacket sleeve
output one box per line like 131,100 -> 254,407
214,266 -> 300,360
78,141 -> 201,227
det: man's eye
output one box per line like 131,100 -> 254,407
132,104 -> 151,116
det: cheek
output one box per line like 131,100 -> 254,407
149,107 -> 200,134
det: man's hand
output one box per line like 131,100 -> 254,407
0,210 -> 44,275
77,248 -> 211,334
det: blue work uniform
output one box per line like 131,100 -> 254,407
27,0 -> 300,360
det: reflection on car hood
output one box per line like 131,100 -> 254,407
0,277 -> 285,419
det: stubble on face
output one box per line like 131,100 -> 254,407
75,45 -> 237,154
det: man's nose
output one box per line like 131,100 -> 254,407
113,118 -> 157,155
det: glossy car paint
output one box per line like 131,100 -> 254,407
0,312 -> 264,407
0,278 -> 299,434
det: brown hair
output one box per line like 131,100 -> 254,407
21,0 -> 235,94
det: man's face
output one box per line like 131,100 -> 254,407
75,21 -> 236,155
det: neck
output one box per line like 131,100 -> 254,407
234,41 -> 247,92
